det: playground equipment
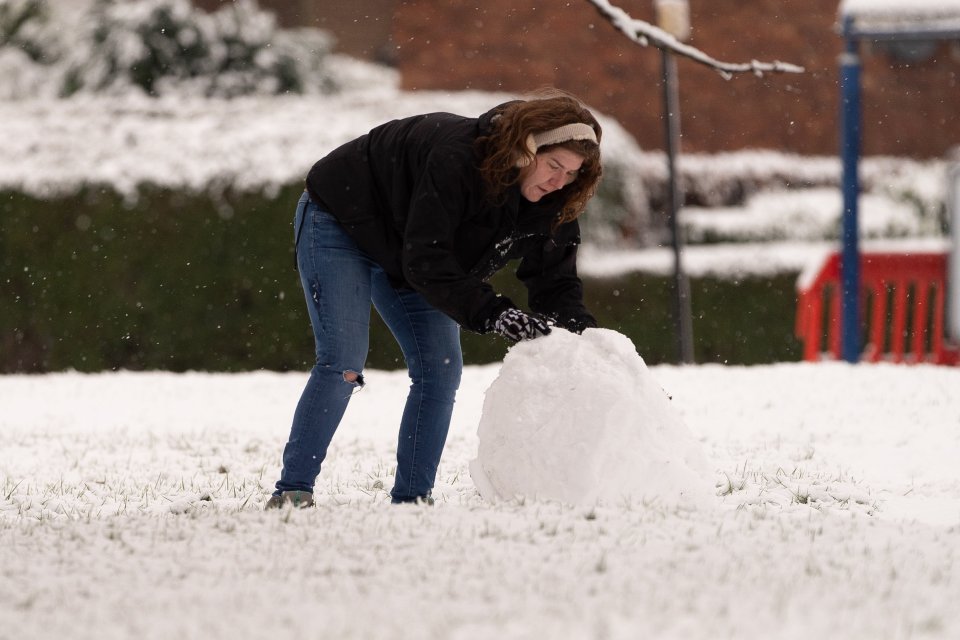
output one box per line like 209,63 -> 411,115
835,1 -> 960,361
796,151 -> 960,365
796,250 -> 959,365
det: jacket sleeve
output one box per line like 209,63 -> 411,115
516,219 -> 598,333
400,148 -> 515,333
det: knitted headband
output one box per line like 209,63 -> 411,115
525,122 -> 598,156
517,122 -> 597,167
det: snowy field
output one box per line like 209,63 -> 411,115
4,10 -> 959,636
2,355 -> 959,640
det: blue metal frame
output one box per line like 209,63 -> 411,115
839,16 -> 862,363
835,10 -> 960,363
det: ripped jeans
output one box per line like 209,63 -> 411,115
274,192 -> 463,502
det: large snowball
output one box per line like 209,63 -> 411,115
469,328 -> 714,506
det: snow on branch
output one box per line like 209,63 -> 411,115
586,0 -> 805,79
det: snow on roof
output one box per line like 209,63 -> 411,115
839,0 -> 960,34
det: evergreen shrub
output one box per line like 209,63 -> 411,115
1,185 -> 803,373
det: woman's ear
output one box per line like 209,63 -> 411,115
515,134 -> 538,167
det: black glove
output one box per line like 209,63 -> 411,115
550,312 -> 598,335
492,308 -> 552,342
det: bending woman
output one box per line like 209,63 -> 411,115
267,93 -> 603,508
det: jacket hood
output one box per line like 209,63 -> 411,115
477,100 -> 523,137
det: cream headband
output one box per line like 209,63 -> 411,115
525,122 -> 598,155
517,123 -> 597,167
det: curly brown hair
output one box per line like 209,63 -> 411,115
476,94 -> 603,227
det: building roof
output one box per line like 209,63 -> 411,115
839,0 -> 960,36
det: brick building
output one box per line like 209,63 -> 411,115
193,0 -> 399,61
199,0 -> 960,159
393,0 -> 960,158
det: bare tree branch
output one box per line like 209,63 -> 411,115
586,0 -> 805,79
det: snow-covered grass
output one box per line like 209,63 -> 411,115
2,361 -> 959,639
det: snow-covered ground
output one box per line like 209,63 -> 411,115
3,14 -> 959,637
2,354 -> 959,640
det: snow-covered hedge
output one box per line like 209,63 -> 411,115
0,88 -> 654,246
0,0 -> 336,98
0,0 -> 950,248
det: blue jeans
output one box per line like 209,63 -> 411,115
274,192 -> 463,502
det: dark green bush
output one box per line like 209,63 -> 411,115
1,185 -> 304,371
0,185 -> 803,373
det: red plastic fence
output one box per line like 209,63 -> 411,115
796,251 -> 959,365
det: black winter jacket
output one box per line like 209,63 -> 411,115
304,102 -> 597,335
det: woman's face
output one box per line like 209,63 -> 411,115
519,147 -> 585,202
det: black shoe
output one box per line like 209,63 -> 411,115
264,490 -> 315,510
390,493 -> 435,506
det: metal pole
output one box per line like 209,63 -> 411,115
839,17 -> 862,363
661,47 -> 695,364
948,157 -> 960,343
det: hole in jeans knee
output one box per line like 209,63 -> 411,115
343,370 -> 365,388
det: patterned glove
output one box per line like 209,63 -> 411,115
492,308 -> 552,342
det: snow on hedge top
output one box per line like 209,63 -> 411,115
840,0 -> 960,30
0,87 -> 646,200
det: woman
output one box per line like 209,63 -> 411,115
267,93 -> 603,508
